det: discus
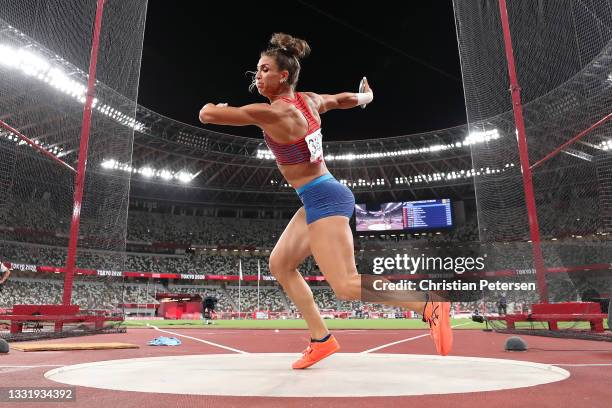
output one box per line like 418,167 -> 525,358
358,76 -> 367,109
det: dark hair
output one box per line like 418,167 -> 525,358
261,33 -> 311,88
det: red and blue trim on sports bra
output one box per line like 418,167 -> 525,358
263,92 -> 322,165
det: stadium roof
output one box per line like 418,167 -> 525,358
1,20 -> 611,207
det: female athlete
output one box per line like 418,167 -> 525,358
199,33 -> 452,369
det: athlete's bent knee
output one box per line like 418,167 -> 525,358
268,251 -> 295,283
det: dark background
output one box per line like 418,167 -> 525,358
138,0 -> 466,141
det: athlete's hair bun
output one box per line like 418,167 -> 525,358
269,33 -> 311,59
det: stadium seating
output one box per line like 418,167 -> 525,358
1,205 -> 609,315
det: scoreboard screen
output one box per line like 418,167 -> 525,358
402,199 -> 453,230
355,199 -> 452,232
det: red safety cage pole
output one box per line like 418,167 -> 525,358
63,0 -> 106,305
498,0 -> 548,303
0,120 -> 77,174
531,111 -> 612,170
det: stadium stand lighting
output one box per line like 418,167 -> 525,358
176,172 -> 193,183
0,39 -> 145,137
600,140 -> 611,150
463,129 -> 500,146
394,163 -> 514,185
100,159 -> 197,183
103,155 -> 515,190
256,150 -> 276,160
159,170 -> 173,181
1,125 -> 65,156
267,164 -> 516,190
255,129 -> 500,161
101,159 -> 118,169
140,167 -> 155,178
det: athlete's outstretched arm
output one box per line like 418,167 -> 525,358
305,77 -> 373,114
199,103 -> 280,126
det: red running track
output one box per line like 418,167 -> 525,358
0,328 -> 611,408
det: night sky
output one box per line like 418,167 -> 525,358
138,1 -> 466,141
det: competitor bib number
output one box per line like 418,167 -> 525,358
305,129 -> 323,163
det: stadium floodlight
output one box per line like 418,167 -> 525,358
176,171 -> 193,183
101,159 -> 117,169
101,160 -> 197,183
464,129 -> 500,146
19,49 -> 50,76
255,128 -> 502,163
140,167 -> 154,178
159,170 -> 173,180
393,163 -> 514,185
256,149 -> 276,160
0,41 -> 146,134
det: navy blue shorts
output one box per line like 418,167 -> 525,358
296,173 -> 355,224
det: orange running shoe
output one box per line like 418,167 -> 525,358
422,300 -> 453,356
292,334 -> 340,369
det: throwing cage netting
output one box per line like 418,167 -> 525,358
0,0 -> 148,336
453,0 -> 612,332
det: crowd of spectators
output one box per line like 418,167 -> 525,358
127,211 -> 288,247
0,278 -> 158,310
1,200 -> 610,315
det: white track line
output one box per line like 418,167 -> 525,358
360,322 -> 472,354
0,365 -> 65,368
361,333 -> 430,353
553,363 -> 612,367
148,324 -> 248,354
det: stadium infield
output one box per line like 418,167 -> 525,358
3,325 -> 611,407
122,318 -> 608,331
123,318 -> 479,330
